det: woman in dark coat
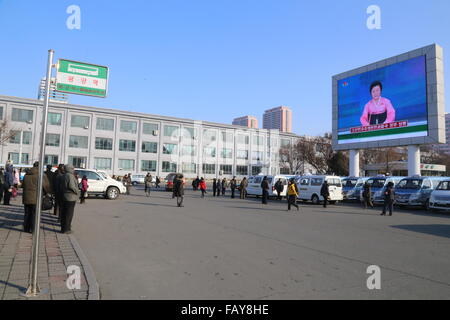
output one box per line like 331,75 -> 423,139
173,174 -> 185,207
381,182 -> 395,216
3,162 -> 14,205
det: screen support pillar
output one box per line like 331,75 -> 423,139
408,145 -> 421,176
349,149 -> 360,177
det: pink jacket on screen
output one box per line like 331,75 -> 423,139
360,97 -> 395,126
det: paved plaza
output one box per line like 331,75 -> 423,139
69,186 -> 450,300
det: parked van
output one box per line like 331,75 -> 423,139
344,177 -> 370,201
429,180 -> 450,211
362,176 -> 406,204
341,177 -> 359,200
296,175 -> 343,204
246,175 -> 296,198
394,176 -> 448,209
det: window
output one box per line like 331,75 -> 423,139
236,165 -> 248,176
71,115 -> 90,128
221,148 -> 232,159
280,168 -> 290,174
96,118 -> 114,131
162,161 -> 177,172
202,164 -> 216,174
164,125 -> 179,137
95,137 -> 113,150
0,106 -> 3,120
69,135 -> 89,149
182,163 -> 197,174
183,127 -> 197,140
68,156 -> 87,168
163,143 -> 178,155
46,133 -> 60,147
422,179 -> 432,189
118,159 -> 135,170
203,129 -> 216,142
237,150 -> 248,160
182,145 -> 196,156
119,139 -> 136,152
8,153 -> 19,164
203,147 -> 216,158
253,136 -> 264,146
48,112 -> 62,126
281,138 -> 291,148
252,166 -> 262,175
143,123 -> 159,135
94,158 -> 112,170
20,153 -> 29,165
222,132 -> 233,143
300,178 -> 310,186
9,131 -> 21,144
311,178 -> 323,186
85,171 -> 101,180
44,155 -> 59,166
220,165 -> 232,175
12,108 -> 33,123
252,151 -> 263,161
237,134 -> 249,145
141,160 -> 157,172
120,120 -> 137,134
142,142 -> 158,153
22,132 -> 32,145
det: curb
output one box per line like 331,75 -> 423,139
68,234 -> 100,300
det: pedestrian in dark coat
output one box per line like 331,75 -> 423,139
221,178 -> 227,196
362,182 -> 374,209
173,174 -> 185,207
3,162 -> 14,205
274,179 -> 284,200
0,168 -> 5,204
216,179 -> 222,196
212,178 -> 217,197
320,181 -> 330,208
44,165 -> 54,195
60,165 -> 80,234
261,176 -> 270,205
240,177 -> 248,199
230,177 -> 237,199
381,182 -> 395,216
53,164 -> 65,217
22,162 -> 51,233
144,173 -> 152,197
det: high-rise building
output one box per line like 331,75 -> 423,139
38,78 -> 69,103
263,106 -> 292,133
232,116 -> 258,129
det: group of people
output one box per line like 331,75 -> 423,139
192,176 -> 249,199
361,181 -> 395,216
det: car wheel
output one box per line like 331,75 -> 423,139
312,195 -> 320,205
106,187 -> 119,200
424,200 -> 430,211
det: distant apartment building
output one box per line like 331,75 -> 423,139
232,116 -> 258,129
433,113 -> 450,154
263,106 -> 292,133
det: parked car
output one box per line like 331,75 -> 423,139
344,177 -> 370,201
130,174 -> 146,185
394,176 -> 448,209
296,175 -> 343,204
74,169 -> 127,200
341,176 -> 359,200
429,180 -> 450,211
361,176 -> 406,205
246,175 -> 296,198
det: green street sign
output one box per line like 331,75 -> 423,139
56,59 -> 108,97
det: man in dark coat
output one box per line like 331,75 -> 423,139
60,165 -> 80,234
320,181 -> 330,208
221,178 -> 227,196
44,165 -> 54,195
381,182 -> 395,216
212,178 -> 217,197
0,168 -> 5,204
22,162 -> 51,233
240,177 -> 248,199
274,179 -> 284,201
3,162 -> 14,205
53,164 -> 65,217
173,174 -> 185,207
362,182 -> 374,209
261,176 -> 270,205
230,177 -> 237,199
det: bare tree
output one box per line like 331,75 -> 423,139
0,121 -> 15,145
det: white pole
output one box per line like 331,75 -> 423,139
349,149 -> 360,177
23,49 -> 54,297
408,145 -> 421,176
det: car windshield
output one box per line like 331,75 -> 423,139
99,172 -> 108,179
367,179 -> 386,188
436,181 -> 450,190
326,178 -> 342,187
397,179 -> 422,189
343,179 -> 358,187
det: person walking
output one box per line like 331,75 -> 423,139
274,179 -> 284,201
216,178 -> 222,196
362,182 -> 374,209
221,178 -> 227,196
60,165 -> 80,234
212,178 -> 217,197
173,174 -> 185,207
287,179 -> 300,211
320,180 -> 330,208
0,168 -> 5,204
144,173 -> 152,197
22,162 -> 52,233
123,174 -> 131,195
199,177 -> 207,198
155,176 -> 161,188
80,175 -> 89,204
53,164 -> 65,218
261,176 -> 269,205
381,182 -> 395,216
240,177 -> 248,199
230,177 -> 237,199
3,162 -> 14,205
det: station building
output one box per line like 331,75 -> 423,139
0,94 -> 299,179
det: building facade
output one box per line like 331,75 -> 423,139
433,113 -> 450,154
263,106 -> 292,133
232,116 -> 258,129
0,95 -> 299,179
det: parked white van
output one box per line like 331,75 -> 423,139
246,175 -> 296,198
429,180 -> 450,211
296,175 -> 343,204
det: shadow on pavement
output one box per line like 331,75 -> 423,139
0,280 -> 26,292
391,224 -> 450,239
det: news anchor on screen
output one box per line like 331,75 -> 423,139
360,81 -> 396,126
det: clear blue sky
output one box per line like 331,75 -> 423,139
0,0 -> 449,136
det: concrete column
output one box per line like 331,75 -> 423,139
349,149 -> 360,177
408,145 -> 421,176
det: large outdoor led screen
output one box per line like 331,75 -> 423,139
337,55 -> 427,144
